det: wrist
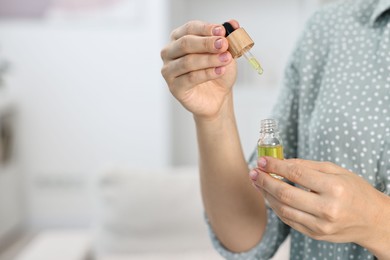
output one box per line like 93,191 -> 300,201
193,93 -> 235,125
356,192 -> 390,259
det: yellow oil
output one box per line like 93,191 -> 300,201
258,144 -> 284,159
248,57 -> 264,75
258,144 -> 284,179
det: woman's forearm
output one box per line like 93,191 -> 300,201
195,95 -> 267,253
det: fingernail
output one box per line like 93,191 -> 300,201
258,157 -> 267,169
219,52 -> 229,62
249,170 -> 258,181
212,26 -> 222,36
214,38 -> 223,49
215,66 -> 223,75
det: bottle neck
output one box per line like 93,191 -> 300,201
260,119 -> 278,134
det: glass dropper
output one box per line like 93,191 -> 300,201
243,51 -> 264,75
222,22 -> 264,76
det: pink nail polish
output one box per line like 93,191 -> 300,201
215,67 -> 223,75
219,52 -> 229,62
214,39 -> 223,49
249,170 -> 258,181
258,157 -> 267,168
212,26 -> 222,36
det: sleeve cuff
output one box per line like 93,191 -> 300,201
206,207 -> 290,260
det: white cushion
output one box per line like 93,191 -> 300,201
95,251 -> 223,260
93,167 -> 216,256
15,230 -> 91,260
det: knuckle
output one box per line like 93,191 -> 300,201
202,23 -> 209,34
281,218 -> 293,228
288,164 -> 304,182
179,36 -> 190,52
310,233 -> 327,241
322,161 -> 333,167
330,182 -> 346,197
169,29 -> 177,41
180,55 -> 192,70
160,62 -> 173,81
206,67 -> 218,78
202,37 -> 209,50
160,47 -> 169,61
166,81 -> 178,96
257,173 -> 265,187
169,86 -> 177,96
186,71 -> 199,84
160,65 -> 167,79
184,21 -> 195,34
318,223 -> 335,236
317,198 -> 342,223
323,203 -> 341,222
161,65 -> 173,83
277,188 -> 294,204
207,53 -> 216,64
322,161 -> 335,171
279,205 -> 292,219
290,158 -> 304,165
186,67 -> 218,86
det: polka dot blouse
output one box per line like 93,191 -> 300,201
208,0 -> 390,259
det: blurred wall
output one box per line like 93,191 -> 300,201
0,0 -> 170,228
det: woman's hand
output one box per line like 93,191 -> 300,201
160,20 -> 237,120
249,157 -> 390,257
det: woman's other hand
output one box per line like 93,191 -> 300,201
249,157 -> 390,256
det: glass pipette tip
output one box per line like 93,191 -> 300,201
243,51 -> 263,75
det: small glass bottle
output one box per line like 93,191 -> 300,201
257,119 -> 284,179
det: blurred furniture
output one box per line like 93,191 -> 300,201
91,167 -> 290,260
92,167 -> 222,260
14,230 -> 91,260
12,167 -> 290,260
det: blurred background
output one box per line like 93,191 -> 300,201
0,0 -> 334,259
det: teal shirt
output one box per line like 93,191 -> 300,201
208,0 -> 390,259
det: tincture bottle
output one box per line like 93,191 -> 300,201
257,119 -> 284,179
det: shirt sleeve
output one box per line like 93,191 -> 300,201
206,206 -> 290,260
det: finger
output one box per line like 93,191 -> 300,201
163,35 -> 229,61
163,52 -> 232,79
276,212 -> 322,241
255,169 -> 322,216
258,157 -> 329,192
264,189 -> 319,229
286,158 -> 343,174
270,199 -> 338,242
170,21 -> 225,41
262,189 -> 335,241
168,66 -> 227,97
226,19 -> 240,30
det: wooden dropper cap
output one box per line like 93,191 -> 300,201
223,22 -> 254,59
